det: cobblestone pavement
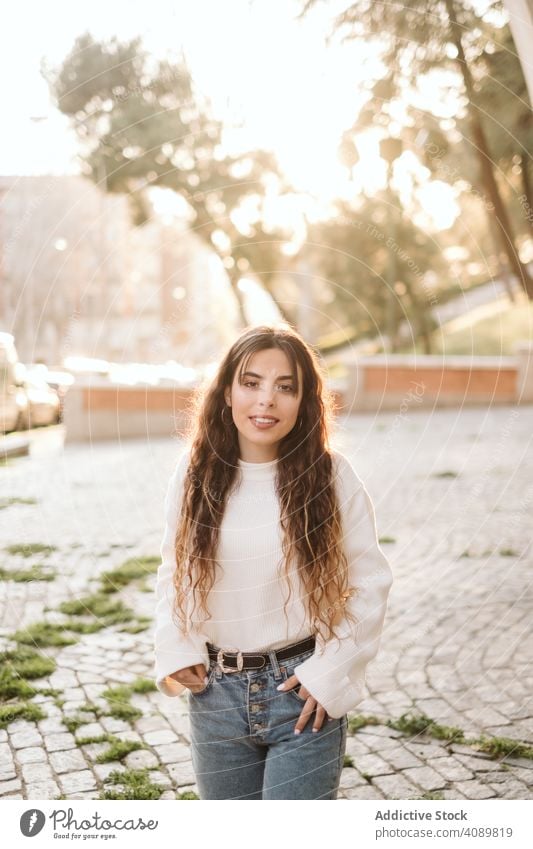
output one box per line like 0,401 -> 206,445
0,404 -> 532,801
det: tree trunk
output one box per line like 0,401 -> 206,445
487,214 -> 516,303
519,153 -> 533,231
445,0 -> 533,299
226,266 -> 249,327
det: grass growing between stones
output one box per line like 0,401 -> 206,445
0,496 -> 38,509
99,768 -> 164,800
0,565 -> 56,582
62,679 -> 155,734
0,702 -> 46,728
343,755 -> 355,768
177,791 -> 199,800
4,543 -> 57,557
12,622 -> 78,648
473,735 -> 533,760
58,593 -> 135,625
75,733 -> 145,763
1,646 -> 56,680
101,682 -> 146,721
388,712 -> 466,744
349,710 -> 533,763
348,714 -> 382,733
119,617 -> 151,634
57,589 -> 153,634
99,557 -> 160,594
130,678 -> 157,694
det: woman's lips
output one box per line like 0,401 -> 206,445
249,416 -> 279,429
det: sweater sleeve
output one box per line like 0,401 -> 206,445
154,450 -> 210,697
293,451 -> 393,718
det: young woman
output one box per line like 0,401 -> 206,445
154,324 -> 393,800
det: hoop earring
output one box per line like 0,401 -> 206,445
221,405 -> 232,425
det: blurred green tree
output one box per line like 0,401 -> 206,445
299,0 -> 533,298
42,33 -> 293,323
304,196 -> 443,353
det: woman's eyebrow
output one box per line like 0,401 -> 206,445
242,371 -> 294,380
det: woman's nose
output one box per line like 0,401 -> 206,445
259,387 -> 275,405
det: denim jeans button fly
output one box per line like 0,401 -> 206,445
188,644 -> 347,799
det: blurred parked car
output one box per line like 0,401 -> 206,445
0,332 -> 29,433
27,365 -> 74,423
23,370 -> 61,428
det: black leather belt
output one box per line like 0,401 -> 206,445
207,636 -> 315,673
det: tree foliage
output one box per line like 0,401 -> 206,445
43,33 -> 293,321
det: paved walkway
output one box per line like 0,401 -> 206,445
0,404 -> 532,800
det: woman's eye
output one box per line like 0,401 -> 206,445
243,381 -> 293,392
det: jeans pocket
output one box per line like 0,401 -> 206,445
281,652 -> 314,703
190,663 -> 217,697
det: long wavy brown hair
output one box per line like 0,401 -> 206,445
171,323 -> 359,645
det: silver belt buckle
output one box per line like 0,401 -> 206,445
217,647 -> 244,673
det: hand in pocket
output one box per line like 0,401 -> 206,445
169,663 -> 208,693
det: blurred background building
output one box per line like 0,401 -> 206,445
0,175 -> 240,366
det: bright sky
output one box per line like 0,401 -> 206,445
1,0 -> 459,229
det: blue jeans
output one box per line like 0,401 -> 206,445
187,641 -> 348,800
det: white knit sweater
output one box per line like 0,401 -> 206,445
154,447 -> 393,718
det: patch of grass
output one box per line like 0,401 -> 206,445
347,714 -> 382,734
60,619 -> 105,634
0,497 -> 38,510
12,622 -> 78,648
58,593 -> 133,621
130,678 -> 157,694
417,791 -> 444,800
76,733 -> 114,746
0,646 -> 56,680
388,712 -> 465,744
119,618 -> 151,634
100,556 -> 159,594
0,565 -> 56,583
473,735 -> 533,760
177,791 -> 199,800
0,701 -> 46,728
62,705 -> 105,734
0,671 -> 37,701
101,685 -> 142,721
76,732 -> 144,764
63,715 -> 89,734
100,768 -> 164,800
76,702 -> 103,715
95,738 -> 144,763
343,755 -> 355,768
499,548 -> 518,557
5,543 -> 56,558
378,536 -> 396,545
0,647 -> 60,702
433,471 -> 459,479
360,772 -> 372,781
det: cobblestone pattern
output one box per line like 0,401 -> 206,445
0,405 -> 532,800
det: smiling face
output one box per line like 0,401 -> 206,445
223,347 -> 303,463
